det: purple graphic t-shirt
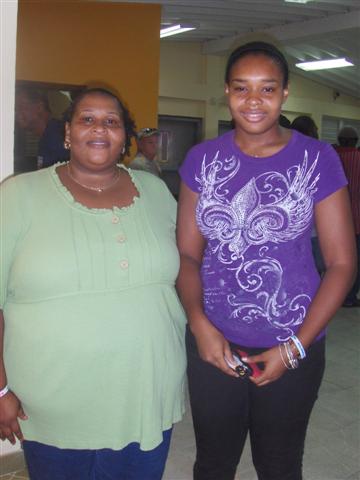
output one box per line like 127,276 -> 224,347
179,130 -> 347,347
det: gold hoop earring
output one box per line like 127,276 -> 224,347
64,140 -> 71,150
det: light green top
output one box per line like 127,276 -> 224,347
0,164 -> 186,450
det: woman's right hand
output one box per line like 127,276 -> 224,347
192,320 -> 238,377
0,391 -> 28,444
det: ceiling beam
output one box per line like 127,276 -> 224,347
202,10 -> 360,55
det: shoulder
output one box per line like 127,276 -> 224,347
131,153 -> 145,163
336,146 -> 360,159
130,168 -> 176,216
187,131 -> 233,158
1,169 -> 42,190
290,130 -> 335,157
129,168 -> 169,195
288,131 -> 342,174
1,168 -> 52,201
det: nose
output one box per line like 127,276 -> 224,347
246,91 -> 262,106
92,120 -> 108,132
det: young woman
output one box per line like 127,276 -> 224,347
0,88 -> 186,480
176,42 -> 356,480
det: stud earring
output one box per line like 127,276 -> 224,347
64,140 -> 71,150
121,145 -> 126,155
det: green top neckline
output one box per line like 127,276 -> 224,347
49,162 -> 141,215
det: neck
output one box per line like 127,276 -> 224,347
234,125 -> 290,156
67,162 -> 120,193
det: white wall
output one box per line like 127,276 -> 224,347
1,0 -> 17,181
0,0 -> 19,457
159,41 -> 360,140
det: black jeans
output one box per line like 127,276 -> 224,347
186,328 -> 325,480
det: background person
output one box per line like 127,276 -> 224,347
130,127 -> 162,177
278,113 -> 291,128
15,87 -> 70,169
290,115 -> 319,139
0,87 -> 186,480
335,126 -> 360,307
176,41 -> 355,480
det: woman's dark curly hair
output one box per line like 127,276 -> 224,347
64,87 -> 137,157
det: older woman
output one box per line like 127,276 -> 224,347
0,88 -> 186,480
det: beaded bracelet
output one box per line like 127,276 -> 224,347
0,385 -> 9,398
290,335 -> 306,359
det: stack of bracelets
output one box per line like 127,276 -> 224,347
278,335 -> 306,370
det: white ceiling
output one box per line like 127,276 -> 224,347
114,0 -> 360,99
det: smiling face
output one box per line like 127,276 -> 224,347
225,53 -> 289,138
65,92 -> 125,172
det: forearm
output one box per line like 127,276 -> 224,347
0,310 -> 7,389
296,262 -> 355,349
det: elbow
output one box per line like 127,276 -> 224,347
179,252 -> 203,270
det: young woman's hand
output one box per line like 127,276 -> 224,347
243,346 -> 287,387
0,392 -> 28,444
192,320 -> 239,377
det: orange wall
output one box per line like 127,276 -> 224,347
16,1 -> 161,134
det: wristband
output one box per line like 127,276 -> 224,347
0,385 -> 9,398
290,335 -> 306,359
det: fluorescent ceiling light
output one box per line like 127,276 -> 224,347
160,24 -> 195,38
296,58 -> 354,71
285,0 -> 312,3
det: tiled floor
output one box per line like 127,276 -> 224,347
1,308 -> 359,480
0,470 -> 28,480
164,307 -> 360,480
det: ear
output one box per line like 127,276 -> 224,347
282,85 -> 289,104
64,122 -> 71,142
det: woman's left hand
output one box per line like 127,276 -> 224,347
243,346 -> 287,387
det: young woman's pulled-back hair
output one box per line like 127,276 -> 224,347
225,41 -> 289,88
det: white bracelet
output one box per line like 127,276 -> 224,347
0,385 -> 9,398
290,335 -> 306,359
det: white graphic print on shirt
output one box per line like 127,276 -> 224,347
196,150 -> 320,341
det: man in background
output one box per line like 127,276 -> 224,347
130,128 -> 161,177
15,87 -> 69,169
335,126 -> 360,307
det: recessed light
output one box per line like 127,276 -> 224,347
160,24 -> 196,38
296,58 -> 354,71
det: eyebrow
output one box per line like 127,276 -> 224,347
79,108 -> 120,115
231,78 -> 279,83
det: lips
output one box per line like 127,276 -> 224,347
87,140 -> 110,148
241,111 -> 266,122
